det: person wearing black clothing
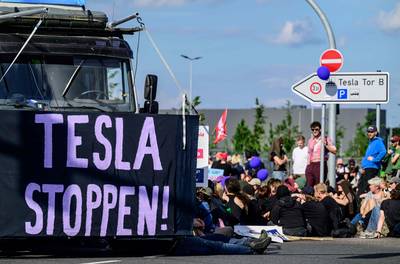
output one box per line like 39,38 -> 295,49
241,184 -> 265,225
223,178 -> 249,226
270,185 -> 306,236
301,196 -> 331,236
376,185 -> 400,237
314,183 -> 349,237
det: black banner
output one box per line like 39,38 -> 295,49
0,111 -> 198,238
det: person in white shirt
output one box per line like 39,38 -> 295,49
292,135 -> 308,187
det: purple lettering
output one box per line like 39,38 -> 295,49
137,186 -> 159,236
100,184 -> 118,236
25,183 -> 43,235
62,185 -> 82,236
42,184 -> 64,235
133,117 -> 162,171
93,115 -> 113,170
115,118 -> 130,170
67,115 -> 89,168
35,114 -> 63,168
117,186 -> 135,236
85,184 -> 102,236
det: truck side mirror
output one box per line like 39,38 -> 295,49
144,74 -> 157,101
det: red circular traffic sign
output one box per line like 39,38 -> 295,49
320,49 -> 343,73
310,82 -> 322,94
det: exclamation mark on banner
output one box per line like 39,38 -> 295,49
161,186 -> 169,231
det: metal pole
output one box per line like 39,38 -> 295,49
306,0 -> 337,188
320,104 -> 326,183
376,104 -> 381,133
311,104 -> 314,123
298,110 -> 302,132
189,60 -> 193,114
180,55 -> 202,114
0,8 -> 47,22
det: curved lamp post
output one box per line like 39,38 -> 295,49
306,0 -> 337,187
181,55 -> 202,114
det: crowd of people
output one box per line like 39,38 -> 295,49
187,122 -> 400,255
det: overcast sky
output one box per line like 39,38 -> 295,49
86,0 -> 400,127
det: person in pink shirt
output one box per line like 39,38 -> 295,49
305,121 -> 337,187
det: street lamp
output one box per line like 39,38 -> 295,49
181,54 -> 202,113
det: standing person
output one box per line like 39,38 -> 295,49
212,152 -> 232,176
270,137 -> 288,181
292,135 -> 308,183
305,121 -> 337,187
358,126 -> 386,196
390,135 -> 400,178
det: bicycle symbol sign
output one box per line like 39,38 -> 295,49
310,82 -> 322,95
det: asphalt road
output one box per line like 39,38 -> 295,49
1,238 -> 400,264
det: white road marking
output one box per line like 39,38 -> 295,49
80,260 -> 122,264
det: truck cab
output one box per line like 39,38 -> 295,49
0,1 -> 140,113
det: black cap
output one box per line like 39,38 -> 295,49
367,126 -> 377,133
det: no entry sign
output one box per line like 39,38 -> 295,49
320,49 -> 343,73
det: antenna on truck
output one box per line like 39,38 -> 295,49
107,12 -> 139,28
0,8 -> 48,89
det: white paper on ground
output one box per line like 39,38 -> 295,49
234,225 -> 288,244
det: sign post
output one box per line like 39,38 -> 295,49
293,71 -> 389,185
292,72 -> 390,104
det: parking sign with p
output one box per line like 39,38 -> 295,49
337,89 -> 348,99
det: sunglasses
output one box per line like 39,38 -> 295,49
311,128 -> 320,131
367,131 -> 375,134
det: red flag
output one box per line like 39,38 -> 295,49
214,109 -> 227,144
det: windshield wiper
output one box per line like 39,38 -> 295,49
62,59 -> 85,98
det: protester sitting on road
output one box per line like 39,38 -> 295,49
173,219 -> 272,255
332,180 -> 356,220
270,185 -> 307,236
314,183 -> 344,237
356,177 -> 388,238
242,182 -> 265,225
376,184 -> 400,238
294,188 -> 331,237
257,179 -> 282,221
348,158 -> 360,190
284,177 -> 301,193
195,187 -> 215,234
336,158 -> 350,182
222,177 -> 249,226
388,176 -> 400,191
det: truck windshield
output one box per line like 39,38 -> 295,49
0,55 -> 133,111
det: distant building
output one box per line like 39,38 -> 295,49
195,107 -> 386,156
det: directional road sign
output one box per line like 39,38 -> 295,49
320,49 -> 343,73
292,72 -> 389,104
